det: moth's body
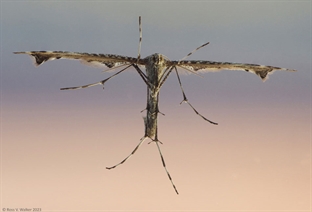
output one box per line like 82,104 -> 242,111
144,53 -> 167,139
14,17 -> 296,195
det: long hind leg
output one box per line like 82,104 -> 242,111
155,141 -> 179,194
153,126 -> 179,194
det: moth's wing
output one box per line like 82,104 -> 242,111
14,51 -> 144,68
173,60 -> 296,81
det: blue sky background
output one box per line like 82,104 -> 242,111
1,1 -> 310,210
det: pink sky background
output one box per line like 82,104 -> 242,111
1,1 -> 310,211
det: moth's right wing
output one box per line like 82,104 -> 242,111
14,51 -> 144,69
171,60 -> 296,82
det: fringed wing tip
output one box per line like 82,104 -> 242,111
259,67 -> 297,82
13,51 -> 48,66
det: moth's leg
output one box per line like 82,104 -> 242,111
145,124 -> 177,194
132,64 -> 152,89
156,142 -> 178,194
154,129 -> 179,194
177,42 -> 209,63
60,65 -> 132,90
158,66 -> 174,89
106,136 -> 148,170
174,67 -> 218,125
136,16 -> 142,63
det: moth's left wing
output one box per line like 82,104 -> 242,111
172,60 -> 296,81
14,51 -> 144,68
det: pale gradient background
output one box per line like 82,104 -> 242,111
1,1 -> 310,211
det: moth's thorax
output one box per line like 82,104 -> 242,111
144,53 -> 169,82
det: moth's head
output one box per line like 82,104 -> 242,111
146,53 -> 169,66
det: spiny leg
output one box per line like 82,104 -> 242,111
178,41 -> 210,63
174,67 -> 218,125
60,65 -> 132,90
173,41 -> 210,77
147,126 -> 178,194
132,16 -> 147,86
159,66 -> 172,84
155,141 -> 179,194
137,16 -> 142,64
106,136 -> 148,169
132,64 -> 151,89
159,66 -> 174,89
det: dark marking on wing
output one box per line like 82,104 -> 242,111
31,53 -> 51,65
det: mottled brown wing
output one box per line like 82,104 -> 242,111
172,60 -> 296,81
14,51 -> 144,68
